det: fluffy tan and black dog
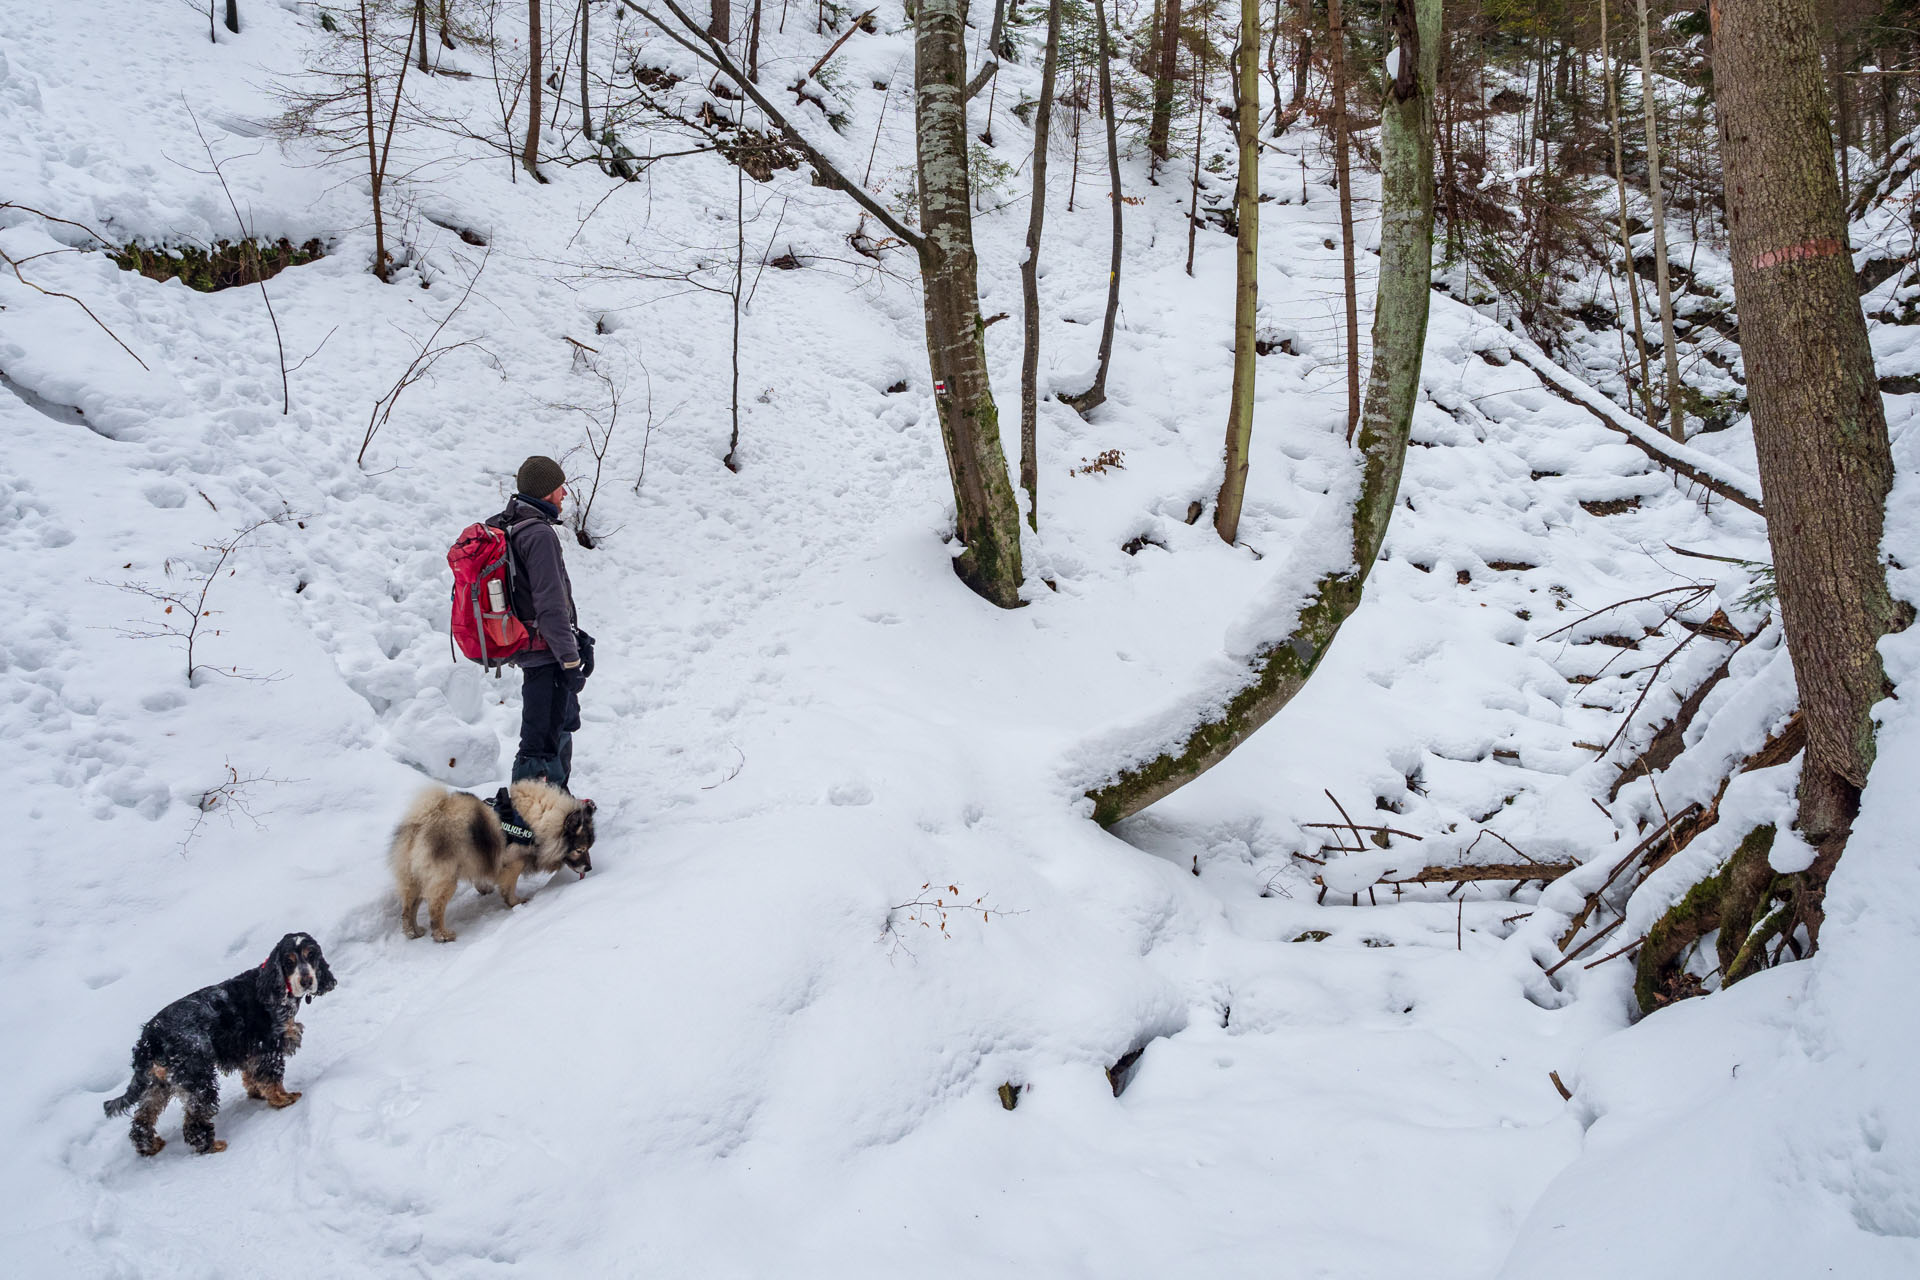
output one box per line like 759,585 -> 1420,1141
389,780 -> 595,942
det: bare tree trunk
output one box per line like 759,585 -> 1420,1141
726,159 -> 744,470
748,0 -> 763,81
1086,0 -> 1439,825
1711,0 -> 1895,912
916,0 -> 1025,607
1183,37 -> 1206,276
1148,0 -> 1183,164
580,0 -> 593,137
1602,0 -> 1656,424
1019,0 -> 1063,529
226,0 -> 241,34
361,0 -> 390,281
1635,0 -> 1685,440
415,0 -> 430,72
1288,0 -> 1311,122
1066,0 -> 1124,415
711,0 -> 730,40
1213,0 -> 1262,544
440,0 -> 456,48
524,1 -> 544,178
1328,0 -> 1358,440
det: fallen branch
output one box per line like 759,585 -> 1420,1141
634,0 -> 924,254
1317,860 -> 1580,890
1545,915 -> 1623,976
798,9 -> 875,87
1503,338 -> 1764,515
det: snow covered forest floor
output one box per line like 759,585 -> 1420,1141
2,2 -> 1918,1275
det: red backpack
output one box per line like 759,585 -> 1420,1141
448,521 -> 533,669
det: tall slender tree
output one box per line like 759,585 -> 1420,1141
1602,0 -> 1656,424
1328,0 -> 1359,439
1148,0 -> 1184,164
1635,0 -> 1685,440
523,0 -> 544,178
1066,0 -> 1125,414
579,0 -> 593,137
1020,0 -> 1064,528
1213,0 -> 1263,543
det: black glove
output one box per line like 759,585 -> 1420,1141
562,662 -> 589,694
574,629 -> 596,681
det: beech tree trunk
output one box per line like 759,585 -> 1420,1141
1086,0 -> 1439,825
1635,0 -> 1685,440
1711,0 -> 1895,888
1019,0 -> 1063,528
916,0 -> 1026,607
523,1 -> 544,178
1212,0 -> 1262,543
1148,0 -> 1183,164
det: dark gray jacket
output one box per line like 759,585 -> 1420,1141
494,493 -> 579,668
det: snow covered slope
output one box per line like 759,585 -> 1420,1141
1,3 -> 1914,1276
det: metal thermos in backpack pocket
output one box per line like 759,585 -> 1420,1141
487,578 -> 507,614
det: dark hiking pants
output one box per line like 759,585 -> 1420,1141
513,662 -> 580,791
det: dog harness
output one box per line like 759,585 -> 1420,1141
484,788 -> 537,846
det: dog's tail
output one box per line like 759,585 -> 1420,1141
102,1081 -> 139,1117
102,1034 -> 156,1116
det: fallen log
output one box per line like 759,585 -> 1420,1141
1315,860 -> 1580,891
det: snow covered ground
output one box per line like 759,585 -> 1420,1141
1,3 -> 1915,1275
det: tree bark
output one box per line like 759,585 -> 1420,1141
360,0 -> 390,281
416,0 -> 431,72
710,0 -> 730,40
1064,0 -> 1123,415
226,0 -> 241,34
1709,0 -> 1895,844
1329,0 -> 1359,440
916,0 -> 1026,607
1183,34 -> 1206,277
523,0 -> 544,178
1213,0 -> 1262,543
1148,0 -> 1183,164
1288,0 -> 1311,123
1635,0 -> 1685,440
1020,0 -> 1063,529
748,0 -> 763,81
1603,0 -> 1657,425
580,0 -> 593,136
1086,0 -> 1439,825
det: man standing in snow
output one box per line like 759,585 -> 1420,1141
493,455 -> 593,791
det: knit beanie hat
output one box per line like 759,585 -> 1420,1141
516,455 -> 566,499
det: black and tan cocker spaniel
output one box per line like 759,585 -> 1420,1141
102,932 -> 336,1156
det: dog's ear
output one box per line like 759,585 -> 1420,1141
313,943 -> 338,997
